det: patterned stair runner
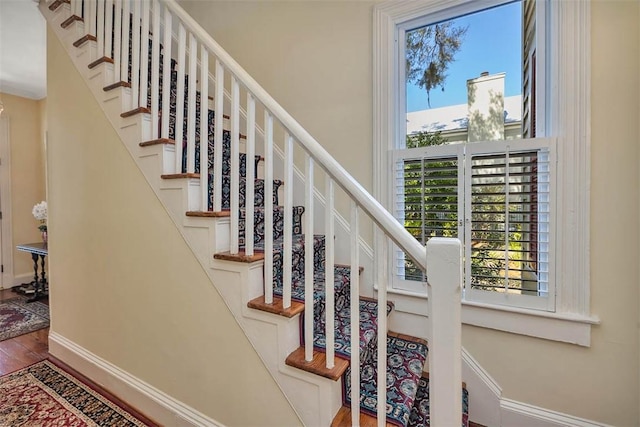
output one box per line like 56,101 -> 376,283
140,33 -> 469,427
408,375 -> 470,427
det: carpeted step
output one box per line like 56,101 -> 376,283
308,297 -> 394,365
344,334 -> 428,427
184,119 -> 261,179
215,175 -> 283,211
238,205 -> 305,247
407,374 -> 470,427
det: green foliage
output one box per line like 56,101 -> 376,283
406,130 -> 447,148
406,22 -> 468,107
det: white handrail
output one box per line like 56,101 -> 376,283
161,0 -> 426,270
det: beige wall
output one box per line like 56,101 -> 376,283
178,1 -> 640,425
0,92 -> 47,284
46,27 -> 300,427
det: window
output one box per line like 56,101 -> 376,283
374,0 -> 595,344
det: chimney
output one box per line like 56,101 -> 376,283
467,72 -> 505,142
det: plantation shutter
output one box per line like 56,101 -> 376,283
393,139 -> 554,310
463,140 -> 553,310
393,145 -> 463,289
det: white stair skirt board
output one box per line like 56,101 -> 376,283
48,332 -> 225,427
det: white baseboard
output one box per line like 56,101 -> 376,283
1,273 -> 34,290
501,399 -> 613,427
48,332 -> 225,427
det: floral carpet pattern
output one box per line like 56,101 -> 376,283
0,297 -> 49,342
408,375 -> 470,427
343,335 -> 429,427
0,360 -> 151,426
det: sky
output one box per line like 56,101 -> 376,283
406,1 -> 523,113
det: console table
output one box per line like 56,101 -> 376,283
16,242 -> 48,302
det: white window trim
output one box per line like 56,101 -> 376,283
373,0 -> 598,345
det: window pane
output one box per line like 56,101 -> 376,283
405,1 -> 525,145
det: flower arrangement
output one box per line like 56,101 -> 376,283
32,201 -> 47,232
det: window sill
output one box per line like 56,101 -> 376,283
376,286 -> 600,347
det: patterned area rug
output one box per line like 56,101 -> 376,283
0,360 -> 153,426
0,297 -> 49,342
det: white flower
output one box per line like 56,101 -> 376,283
32,201 -> 47,221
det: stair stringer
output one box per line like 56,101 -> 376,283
42,3 -> 343,426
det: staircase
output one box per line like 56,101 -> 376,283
41,1 -> 468,425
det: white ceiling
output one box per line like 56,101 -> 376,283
0,0 -> 47,100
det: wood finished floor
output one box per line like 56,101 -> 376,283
0,288 -> 49,376
0,288 -> 159,426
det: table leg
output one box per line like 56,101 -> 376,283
40,255 -> 46,289
27,253 -> 42,302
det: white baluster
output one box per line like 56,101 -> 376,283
427,238 -> 463,427
113,0 -> 122,83
199,48 -> 208,209
325,176 -> 335,369
283,133 -> 293,309
174,23 -> 186,173
130,0 -> 141,109
70,0 -> 79,17
88,0 -> 96,37
376,232 -> 388,427
139,0 -> 150,109
186,33 -> 197,173
104,0 -> 113,59
350,201 -> 360,427
264,112 -> 274,304
150,0 -> 160,139
96,0 -> 104,58
245,94 -> 256,256
304,154 -> 314,362
120,0 -> 129,84
230,76 -> 240,254
213,60 -> 224,211
160,5 -> 171,139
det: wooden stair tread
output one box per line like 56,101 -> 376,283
73,34 -> 97,48
121,107 -> 151,118
285,347 -> 349,381
61,15 -> 82,28
214,251 -> 264,263
161,173 -> 199,179
88,56 -> 114,69
247,295 -> 304,318
104,81 -> 131,91
331,407 -> 395,427
186,211 -> 230,218
139,138 -> 175,146
49,0 -> 70,11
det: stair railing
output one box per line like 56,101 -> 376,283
63,0 -> 463,424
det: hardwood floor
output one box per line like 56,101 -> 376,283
0,288 -> 159,425
0,288 -> 49,376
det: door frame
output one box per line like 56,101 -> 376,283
0,115 -> 14,288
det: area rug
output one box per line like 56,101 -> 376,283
0,297 -> 49,341
0,360 -> 153,426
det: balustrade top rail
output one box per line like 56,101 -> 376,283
162,0 -> 427,271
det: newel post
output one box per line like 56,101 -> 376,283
426,237 -> 462,426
